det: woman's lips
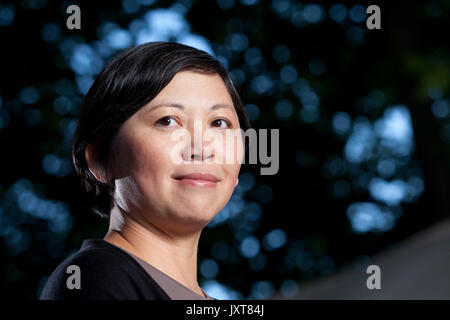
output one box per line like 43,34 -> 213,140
176,179 -> 217,187
173,173 -> 220,188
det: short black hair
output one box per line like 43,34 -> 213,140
72,41 -> 251,220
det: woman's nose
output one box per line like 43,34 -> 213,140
182,120 -> 215,162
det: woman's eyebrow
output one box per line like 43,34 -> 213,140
146,102 -> 184,113
210,103 -> 234,111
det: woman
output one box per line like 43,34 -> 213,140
40,41 -> 251,300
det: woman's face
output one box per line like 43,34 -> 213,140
109,71 -> 243,235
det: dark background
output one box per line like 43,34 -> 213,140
0,0 -> 449,299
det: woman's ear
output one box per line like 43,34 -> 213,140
84,143 -> 108,184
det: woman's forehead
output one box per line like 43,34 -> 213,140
140,71 -> 235,113
157,71 -> 230,96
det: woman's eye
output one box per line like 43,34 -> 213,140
211,119 -> 231,128
156,116 -> 177,127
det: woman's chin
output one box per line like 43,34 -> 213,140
184,208 -> 216,223
162,213 -> 214,235
170,206 -> 217,228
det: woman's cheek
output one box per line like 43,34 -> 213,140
206,130 -> 236,164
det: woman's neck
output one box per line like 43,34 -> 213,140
103,206 -> 205,297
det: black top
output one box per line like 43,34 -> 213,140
40,239 -> 171,300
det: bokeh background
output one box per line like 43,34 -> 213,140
1,0 -> 449,300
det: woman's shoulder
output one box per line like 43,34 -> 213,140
40,239 -> 170,300
44,239 -> 137,278
55,238 -> 136,269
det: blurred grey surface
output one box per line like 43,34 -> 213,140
274,218 -> 450,300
